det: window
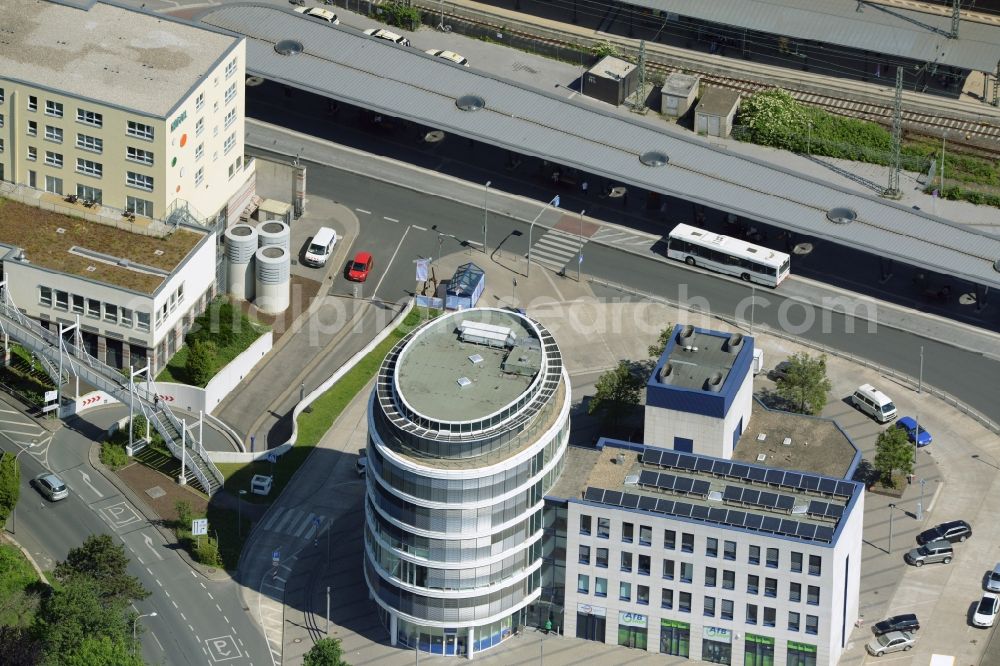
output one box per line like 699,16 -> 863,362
722,570 -> 735,590
749,545 -> 760,565
194,167 -> 204,186
126,196 -> 153,218
0,88 -> 4,104
578,545 -> 590,565
766,548 -> 779,568
679,591 -> 691,613
791,551 -> 803,573
596,548 -> 608,568
71,294 -> 84,314
721,599 -> 734,621
661,588 -> 673,610
44,151 -> 62,167
639,525 -> 652,546
577,574 -> 589,594
86,299 -> 100,319
126,146 -> 154,166
196,92 -> 205,110
808,555 -> 822,576
807,585 -> 820,606
44,175 -> 62,195
75,185 -> 101,204
706,538 -> 718,558
224,132 -> 236,155
104,304 -> 118,324
595,577 -> 607,598
790,582 -> 801,603
664,530 -> 676,550
705,567 -> 717,587
195,143 -> 204,161
620,552 -> 632,573
637,585 -> 649,605
195,117 -> 204,137
76,158 -> 102,177
121,308 -> 134,328
619,582 -> 631,602
39,287 -> 52,307
127,120 -> 154,140
28,95 -> 37,111
681,533 -> 694,553
54,290 -> 68,310
0,138 -> 3,153
45,100 -> 63,117
703,596 -> 715,617
765,577 -> 777,598
579,515 -> 591,535
137,312 -> 151,332
763,607 -> 776,627
746,604 -> 758,625
224,108 -> 236,129
638,554 -> 651,576
597,518 -> 610,539
225,58 -> 238,78
805,615 -> 818,635
44,125 -> 62,142
747,575 -> 759,595
126,172 -> 154,191
27,146 -> 37,161
225,82 -> 237,104
27,120 -> 37,137
680,562 -> 693,584
788,611 -> 801,632
662,559 -> 674,580
77,133 -> 102,153
77,108 -> 103,127
622,522 -> 634,543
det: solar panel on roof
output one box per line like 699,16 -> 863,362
691,480 -> 711,497
826,504 -> 845,520
765,469 -> 785,485
642,449 -> 662,466
584,487 -> 605,502
604,490 -> 623,506
726,511 -> 747,528
638,470 -> 659,487
835,481 -> 855,498
744,513 -> 764,529
730,464 -> 750,479
759,491 -> 779,508
743,489 -> 761,505
780,519 -> 799,535
674,477 -> 694,494
661,451 -> 680,469
708,508 -> 728,523
672,502 -> 693,517
696,458 -> 714,473
691,505 -> 710,520
797,523 -> 817,539
712,461 -> 733,477
815,525 -> 835,542
761,516 -> 782,533
784,472 -> 802,488
807,500 -> 827,517
621,493 -> 641,509
723,486 -> 742,502
800,475 -> 820,492
748,467 -> 767,482
656,498 -> 674,514
676,455 -> 697,471
638,495 -> 658,511
776,495 -> 795,512
818,478 -> 838,494
658,474 -> 676,492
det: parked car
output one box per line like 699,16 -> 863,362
986,563 -> 1000,593
32,473 -> 68,501
974,593 -> 1000,628
917,519 -> 972,545
425,49 -> 469,66
905,539 -> 953,567
895,416 -> 932,446
293,6 -> 340,23
346,251 -> 373,282
866,631 -> 915,657
364,28 -> 411,46
872,613 -> 919,636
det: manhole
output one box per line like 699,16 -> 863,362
639,150 -> 669,167
455,94 -> 485,111
274,40 -> 304,56
826,207 -> 858,224
145,486 -> 166,499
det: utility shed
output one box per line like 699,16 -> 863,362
661,72 -> 700,118
695,87 -> 742,137
584,55 -> 638,106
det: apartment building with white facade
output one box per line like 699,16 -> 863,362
363,308 -> 571,658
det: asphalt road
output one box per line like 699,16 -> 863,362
1,398 -> 270,666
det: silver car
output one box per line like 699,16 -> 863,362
866,630 -> 914,656
986,563 -> 1000,592
904,539 -> 953,567
32,473 -> 68,501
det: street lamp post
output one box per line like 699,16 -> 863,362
888,504 -> 897,554
527,195 -> 560,277
577,209 -> 585,282
483,181 -> 491,254
916,478 -> 926,521
917,345 -> 924,394
238,489 -> 247,537
133,611 -> 158,655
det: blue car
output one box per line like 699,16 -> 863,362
896,416 -> 932,446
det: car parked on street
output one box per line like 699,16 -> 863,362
866,631 -> 915,657
916,519 -> 972,544
895,416 -> 932,446
293,6 -> 340,23
425,49 -> 469,66
872,613 -> 920,636
986,563 -> 1000,593
32,473 -> 68,501
346,251 -> 373,282
973,592 -> 1000,628
905,539 -> 953,567
364,28 -> 411,46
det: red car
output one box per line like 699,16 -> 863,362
347,251 -> 373,282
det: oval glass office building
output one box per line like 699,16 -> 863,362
363,308 -> 571,657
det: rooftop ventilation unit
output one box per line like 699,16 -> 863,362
756,454 -> 767,462
704,372 -> 724,392
724,333 -> 743,354
468,354 -> 484,365
616,452 -> 626,465
624,474 -> 639,486
658,362 -> 674,384
457,377 -> 472,388
677,324 -> 695,344
782,437 -> 793,446
56,227 -> 66,234
756,433 -> 766,441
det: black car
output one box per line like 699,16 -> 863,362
916,520 -> 972,545
872,613 -> 920,636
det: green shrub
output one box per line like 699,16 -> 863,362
592,40 -> 621,59
192,536 -> 222,567
376,2 -> 420,30
185,340 -> 218,387
175,500 -> 193,530
99,442 -> 129,471
0,452 -> 20,530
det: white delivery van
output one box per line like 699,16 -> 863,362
851,383 -> 897,423
303,227 -> 338,267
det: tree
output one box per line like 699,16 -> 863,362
773,352 -> 831,415
0,451 -> 21,529
303,637 -> 349,666
53,534 -> 149,605
588,361 -> 644,427
873,426 -> 913,488
0,625 -> 44,666
737,89 -> 807,149
647,324 -> 675,359
64,635 -> 144,666
185,340 -> 217,386
35,577 -> 132,662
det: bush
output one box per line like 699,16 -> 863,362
376,2 -> 420,30
0,452 -> 20,530
185,340 -> 218,387
175,500 -> 193,529
592,40 -> 621,59
192,536 -> 222,567
99,442 -> 129,471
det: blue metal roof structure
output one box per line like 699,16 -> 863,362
200,5 -> 1000,290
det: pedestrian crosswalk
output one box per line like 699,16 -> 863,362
260,506 -> 327,541
527,228 -> 585,272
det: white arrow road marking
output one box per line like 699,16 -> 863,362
78,470 -> 104,498
143,534 -> 164,561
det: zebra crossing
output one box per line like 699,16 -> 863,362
260,506 -> 327,541
527,228 -> 586,272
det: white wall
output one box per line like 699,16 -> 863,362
203,330 -> 272,412
722,372 -> 754,459
150,232 -> 217,343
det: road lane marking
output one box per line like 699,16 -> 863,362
150,630 -> 164,651
216,603 -> 223,613
292,512 -> 316,538
172,600 -> 179,608
261,507 -> 286,531
181,612 -> 187,621
412,225 -> 427,231
373,225 -> 409,298
223,615 -> 229,624
207,592 -> 214,600
77,470 -> 104,498
143,534 -> 164,561
355,208 -> 371,215
384,216 -> 399,223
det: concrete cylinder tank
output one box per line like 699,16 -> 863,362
254,245 -> 290,314
225,224 -> 258,301
257,220 -> 290,253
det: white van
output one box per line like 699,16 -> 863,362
851,383 -> 897,423
304,227 -> 338,267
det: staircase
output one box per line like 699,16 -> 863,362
0,291 -> 223,495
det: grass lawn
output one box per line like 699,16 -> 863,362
0,543 -> 44,627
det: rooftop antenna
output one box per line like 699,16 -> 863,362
884,67 -> 904,199
631,40 -> 648,115
951,0 -> 960,39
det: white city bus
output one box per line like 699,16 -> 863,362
666,223 -> 791,287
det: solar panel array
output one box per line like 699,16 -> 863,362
637,470 -> 711,498
641,448 -> 855,498
806,500 -> 846,521
722,485 -> 796,513
583,487 -> 836,543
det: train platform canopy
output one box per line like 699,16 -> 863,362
200,5 -> 1000,290
629,0 -> 1000,73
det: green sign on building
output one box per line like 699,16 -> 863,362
661,619 -> 690,630
787,641 -> 817,653
746,634 -> 775,646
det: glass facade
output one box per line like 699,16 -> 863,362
660,619 -> 690,657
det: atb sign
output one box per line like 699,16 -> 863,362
42,390 -> 59,414
191,518 -> 208,536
